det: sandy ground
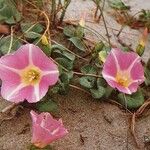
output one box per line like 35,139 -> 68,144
0,0 -> 150,150
1,89 -> 150,150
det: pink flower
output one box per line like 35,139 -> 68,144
102,48 -> 145,94
0,44 -> 59,103
30,110 -> 68,148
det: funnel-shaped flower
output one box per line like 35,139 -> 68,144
102,48 -> 144,94
0,44 -> 59,103
30,110 -> 68,148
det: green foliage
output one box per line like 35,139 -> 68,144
136,44 -> 145,56
90,86 -> 105,99
0,36 -> 22,55
98,50 -> 108,63
108,0 -> 130,10
0,0 -> 21,24
51,44 -> 75,71
50,72 -> 73,95
63,26 -> 76,37
96,78 -> 113,98
55,57 -> 74,70
69,37 -> 86,52
118,90 -> 144,109
51,45 -> 75,61
79,65 -> 97,89
75,26 -> 84,39
94,42 -> 105,53
139,10 -> 150,22
21,23 -> 44,39
145,61 -> 150,86
139,10 -> 150,30
36,98 -> 58,114
63,25 -> 85,52
79,76 -> 96,89
29,144 -> 53,150
35,41 -> 51,56
92,42 -> 110,60
78,65 -> 113,99
81,65 -> 97,74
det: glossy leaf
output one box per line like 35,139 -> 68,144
63,25 -> 76,37
0,36 -> 22,54
79,76 -> 96,89
90,86 -> 105,99
69,37 -> 85,51
81,65 -> 97,74
36,99 -> 58,114
118,90 -> 144,109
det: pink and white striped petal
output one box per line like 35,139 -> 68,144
30,111 -> 68,148
102,48 -> 144,94
0,44 -> 29,70
29,44 -> 58,72
0,44 -> 59,103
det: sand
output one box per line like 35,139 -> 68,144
1,89 -> 150,150
0,0 -> 150,150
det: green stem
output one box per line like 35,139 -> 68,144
123,94 -> 129,150
93,0 -> 111,46
51,0 -> 56,24
59,0 -> 71,24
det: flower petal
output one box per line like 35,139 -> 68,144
105,79 -> 132,94
112,48 -> 140,70
0,44 -> 29,70
30,44 -> 58,72
30,111 -> 68,148
130,61 -> 145,82
33,73 -> 59,102
102,50 -> 117,78
128,82 -> 139,94
1,83 -> 37,103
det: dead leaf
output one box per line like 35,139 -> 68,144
0,24 -> 10,34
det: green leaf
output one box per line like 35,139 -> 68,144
108,0 -> 130,10
21,23 -> 44,33
144,67 -> 150,86
75,26 -> 84,39
146,58 -> 150,70
24,32 -> 41,39
105,86 -> 113,98
52,72 -> 72,95
81,65 -> 97,74
94,42 -> 104,53
0,36 -> 22,54
118,90 -> 144,109
97,78 -> 107,88
55,57 -> 74,70
63,25 -> 76,37
136,44 -> 145,56
69,37 -> 85,51
0,0 -> 21,24
52,48 -> 75,61
29,144 -> 53,150
36,41 -> 51,55
90,86 -> 105,99
21,23 -> 44,39
98,50 -> 108,63
79,76 -> 96,89
36,99 -> 58,114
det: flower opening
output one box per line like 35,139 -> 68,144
102,48 -> 145,94
30,110 -> 68,148
0,44 -> 59,103
115,71 -> 132,87
21,66 -> 41,85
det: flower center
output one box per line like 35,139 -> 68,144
21,66 -> 41,85
115,72 -> 131,87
